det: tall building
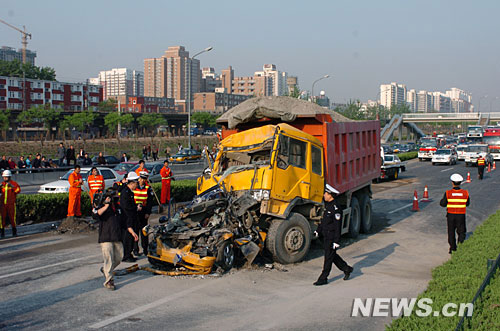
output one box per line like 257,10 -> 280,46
406,89 -> 417,112
144,46 -> 201,102
220,66 -> 234,94
0,46 -> 36,65
254,64 -> 288,96
380,82 -> 407,108
0,76 -> 103,111
416,91 -> 433,113
287,76 -> 298,95
432,92 -> 452,112
200,67 -> 221,92
90,68 -> 143,101
193,89 -> 250,114
445,88 -> 473,113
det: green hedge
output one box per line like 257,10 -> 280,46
387,210 -> 500,330
15,180 -> 197,225
398,151 -> 418,161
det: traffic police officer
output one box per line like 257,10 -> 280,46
477,154 -> 486,180
313,184 -> 354,286
133,171 -> 154,255
440,173 -> 470,254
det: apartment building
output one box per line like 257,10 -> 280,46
0,46 -> 37,65
193,88 -> 250,114
380,82 -> 407,108
0,76 -> 103,111
90,68 -> 143,101
287,76 -> 298,95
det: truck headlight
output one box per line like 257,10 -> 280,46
252,190 -> 270,201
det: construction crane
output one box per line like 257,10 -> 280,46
0,18 -> 31,64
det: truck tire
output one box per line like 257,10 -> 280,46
215,240 -> 235,271
349,197 -> 360,238
266,213 -> 311,264
360,194 -> 372,233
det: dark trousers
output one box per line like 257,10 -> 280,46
138,212 -> 149,254
447,213 -> 466,251
318,239 -> 349,281
478,166 -> 485,179
122,229 -> 135,259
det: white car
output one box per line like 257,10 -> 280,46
38,167 -> 123,194
432,149 -> 458,165
456,145 -> 468,161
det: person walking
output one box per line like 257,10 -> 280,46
440,173 -> 470,254
66,145 -> 76,166
160,160 -> 173,216
120,172 -> 140,262
0,170 -> 21,238
94,187 -> 124,290
133,172 -> 153,255
87,167 -> 105,203
313,184 -> 353,286
67,165 -> 83,218
477,154 -> 486,180
57,143 -> 66,166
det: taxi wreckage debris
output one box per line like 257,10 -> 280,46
141,186 -> 265,275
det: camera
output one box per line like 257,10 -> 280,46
92,188 -> 117,209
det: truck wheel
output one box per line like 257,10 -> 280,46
360,195 -> 372,233
216,240 -> 235,271
266,213 -> 311,264
349,197 -> 360,238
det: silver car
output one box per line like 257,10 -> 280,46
38,167 -> 123,193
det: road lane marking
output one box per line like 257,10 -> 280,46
440,167 -> 454,172
387,199 -> 430,214
0,254 -> 101,280
89,282 -> 212,329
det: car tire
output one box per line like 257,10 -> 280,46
216,240 -> 235,271
266,213 -> 311,264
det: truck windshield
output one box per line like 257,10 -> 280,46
468,146 -> 487,153
468,126 -> 482,133
420,139 -> 437,147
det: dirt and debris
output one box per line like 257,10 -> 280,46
57,216 -> 97,234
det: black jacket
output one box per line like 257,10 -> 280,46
317,200 -> 343,244
82,157 -> 92,166
32,158 -> 42,168
120,185 -> 138,229
0,159 -> 9,170
97,202 -> 125,243
66,148 -> 76,160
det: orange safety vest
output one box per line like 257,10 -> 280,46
87,174 -> 104,191
133,184 -> 150,205
1,180 -> 21,205
446,189 -> 469,214
477,157 -> 485,166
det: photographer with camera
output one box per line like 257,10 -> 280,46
94,187 -> 124,290
120,172 -> 140,262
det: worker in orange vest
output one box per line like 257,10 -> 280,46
160,160 -> 173,216
0,170 -> 21,238
67,165 -> 83,218
87,167 -> 105,203
133,171 -> 154,255
477,154 -> 486,180
135,160 -> 148,177
439,173 -> 470,254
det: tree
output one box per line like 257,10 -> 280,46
98,99 -> 117,112
191,112 -> 217,129
16,105 -> 61,140
137,113 -> 167,136
60,111 -> 96,139
104,111 -> 133,140
335,100 -> 367,120
0,110 -> 10,141
0,60 -> 56,81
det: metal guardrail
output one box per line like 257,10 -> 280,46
402,112 -> 500,122
455,252 -> 500,331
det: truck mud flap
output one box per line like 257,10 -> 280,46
341,207 -> 351,235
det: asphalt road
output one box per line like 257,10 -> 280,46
1,159 -> 499,330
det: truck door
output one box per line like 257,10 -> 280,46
309,144 -> 324,203
271,134 -> 311,213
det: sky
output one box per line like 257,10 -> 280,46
2,0 -> 500,110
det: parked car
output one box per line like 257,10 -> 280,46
92,155 -> 120,167
113,161 -> 138,175
38,167 -> 123,193
129,162 -> 164,183
432,149 -> 458,165
169,149 -> 202,163
382,145 -> 393,154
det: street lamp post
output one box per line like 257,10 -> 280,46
478,95 -> 488,112
187,46 -> 213,149
311,75 -> 329,102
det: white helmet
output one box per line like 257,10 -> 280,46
127,172 -> 140,182
2,170 -> 12,177
450,173 -> 463,182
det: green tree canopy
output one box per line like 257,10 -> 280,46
61,111 -> 96,132
137,113 -> 167,131
98,99 -> 117,112
16,105 -> 61,128
104,111 -> 134,134
0,110 -> 10,131
192,112 -> 217,128
0,60 -> 56,81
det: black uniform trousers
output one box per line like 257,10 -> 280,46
447,213 -> 466,251
122,229 -> 136,259
478,165 -> 485,180
318,238 -> 349,282
137,211 -> 149,254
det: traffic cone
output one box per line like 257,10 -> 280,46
488,163 -> 491,173
465,172 -> 471,183
412,190 -> 419,212
422,185 -> 430,202
494,162 -> 496,171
